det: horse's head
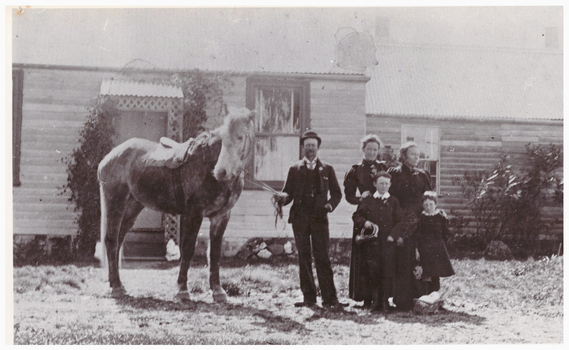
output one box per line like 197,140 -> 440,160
213,107 -> 255,182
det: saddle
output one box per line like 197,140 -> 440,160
146,137 -> 194,169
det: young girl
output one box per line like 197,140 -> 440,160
414,191 -> 455,295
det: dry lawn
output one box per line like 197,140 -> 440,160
12,256 -> 563,344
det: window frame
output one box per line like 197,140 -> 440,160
245,77 -> 310,190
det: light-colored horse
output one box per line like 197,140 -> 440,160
98,107 -> 254,302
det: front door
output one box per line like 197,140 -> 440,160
115,110 -> 168,259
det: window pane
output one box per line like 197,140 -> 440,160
256,87 -> 301,134
418,160 -> 438,191
255,136 -> 299,181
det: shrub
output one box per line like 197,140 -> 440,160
61,98 -> 118,260
453,144 -> 563,256
13,236 -> 76,267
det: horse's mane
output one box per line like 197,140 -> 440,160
192,107 -> 252,144
186,107 -> 252,163
216,107 -> 254,139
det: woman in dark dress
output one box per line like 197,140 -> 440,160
388,141 -> 432,310
344,134 -> 387,307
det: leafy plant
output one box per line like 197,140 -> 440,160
61,98 -> 118,259
453,144 -> 563,255
171,69 -> 232,140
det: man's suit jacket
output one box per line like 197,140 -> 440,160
281,158 -> 342,223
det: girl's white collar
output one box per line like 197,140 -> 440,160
422,208 -> 443,216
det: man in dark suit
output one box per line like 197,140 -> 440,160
274,130 -> 344,309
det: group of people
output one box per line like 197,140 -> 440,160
274,130 -> 454,312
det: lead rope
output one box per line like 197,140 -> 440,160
243,174 -> 286,230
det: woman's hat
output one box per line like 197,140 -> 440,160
300,130 -> 321,146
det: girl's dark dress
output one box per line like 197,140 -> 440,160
344,159 -> 387,302
415,210 -> 455,278
388,163 -> 432,310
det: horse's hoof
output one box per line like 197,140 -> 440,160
175,290 -> 191,302
111,286 -> 127,298
213,291 -> 227,303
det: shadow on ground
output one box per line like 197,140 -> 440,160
113,294 -> 311,335
383,309 -> 486,326
302,306 -> 486,326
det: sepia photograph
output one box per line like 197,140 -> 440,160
6,3 -> 564,345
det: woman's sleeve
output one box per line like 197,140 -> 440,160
389,198 -> 405,240
343,165 -> 360,205
352,201 -> 368,230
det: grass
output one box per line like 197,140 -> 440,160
442,256 -> 563,317
12,256 -> 563,344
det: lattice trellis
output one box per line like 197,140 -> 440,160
101,94 -> 184,245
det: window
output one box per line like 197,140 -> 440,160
13,69 -> 24,187
401,125 -> 440,192
246,78 -> 310,189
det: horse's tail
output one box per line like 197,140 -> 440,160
98,181 -> 124,278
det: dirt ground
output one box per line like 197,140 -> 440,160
12,258 -> 563,345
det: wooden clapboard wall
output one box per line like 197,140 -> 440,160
367,114 -> 563,240
12,65 -> 176,238
13,66 -> 113,237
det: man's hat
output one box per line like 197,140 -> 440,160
300,130 -> 321,146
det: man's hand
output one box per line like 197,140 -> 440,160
324,203 -> 333,212
363,220 -> 374,229
273,192 -> 288,205
361,191 -> 371,199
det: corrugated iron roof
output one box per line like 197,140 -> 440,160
366,45 -> 562,120
99,78 -> 183,98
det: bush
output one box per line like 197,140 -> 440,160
61,98 -> 118,260
452,144 -> 563,257
14,236 -> 76,267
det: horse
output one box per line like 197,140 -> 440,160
97,107 -> 255,302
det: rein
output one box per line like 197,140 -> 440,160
244,175 -> 286,230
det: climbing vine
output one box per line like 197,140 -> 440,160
61,98 -> 118,259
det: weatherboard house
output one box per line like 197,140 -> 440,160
12,37 -> 562,259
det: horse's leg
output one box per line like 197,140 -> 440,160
112,194 -> 145,293
118,195 -> 144,250
101,183 -> 130,297
176,212 -> 203,301
208,210 -> 231,303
